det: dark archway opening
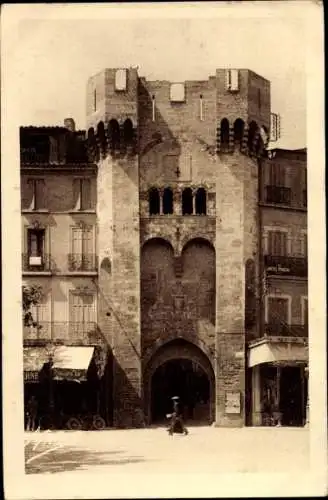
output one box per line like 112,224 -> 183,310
247,121 -> 259,154
195,188 -> 207,215
220,118 -> 230,152
151,359 -> 210,425
163,187 -> 173,215
108,119 -> 120,151
182,188 -> 193,215
123,118 -> 134,146
148,188 -> 160,215
233,118 -> 245,148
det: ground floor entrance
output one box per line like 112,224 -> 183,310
151,358 -> 210,424
144,339 -> 215,426
252,364 -> 308,426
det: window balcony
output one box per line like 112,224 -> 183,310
23,321 -> 101,346
68,254 -> 98,272
264,255 -> 307,277
22,253 -> 52,272
265,185 -> 291,205
264,323 -> 308,338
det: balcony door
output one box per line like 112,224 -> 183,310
70,225 -> 94,270
267,296 -> 290,335
267,230 -> 288,256
69,292 -> 96,341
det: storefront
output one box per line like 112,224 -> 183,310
248,337 -> 308,427
23,344 -> 111,430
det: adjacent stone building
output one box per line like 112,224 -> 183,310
21,67 -> 308,429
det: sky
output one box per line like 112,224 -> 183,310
7,4 -> 308,148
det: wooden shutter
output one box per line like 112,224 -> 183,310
81,179 -> 91,210
73,179 -> 81,210
71,227 -> 83,255
82,294 -> 95,323
268,231 -> 287,256
35,180 -> 45,209
268,297 -> 289,324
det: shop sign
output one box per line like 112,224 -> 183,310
53,368 -> 86,381
225,391 -> 241,414
266,265 -> 290,274
24,371 -> 39,383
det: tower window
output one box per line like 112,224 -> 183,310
195,188 -> 206,215
163,188 -> 173,215
115,69 -> 127,91
123,119 -> 134,145
220,118 -> 230,150
108,119 -> 120,150
170,83 -> 185,103
182,188 -> 193,215
233,118 -> 245,146
93,89 -> 97,112
149,188 -> 160,215
199,94 -> 204,121
226,69 -> 239,91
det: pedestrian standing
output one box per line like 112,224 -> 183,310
26,395 -> 38,432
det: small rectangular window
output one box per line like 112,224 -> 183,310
267,230 -> 288,256
93,89 -> 97,112
226,69 -> 239,91
27,228 -> 45,266
170,83 -> 185,102
115,69 -> 127,91
28,179 -> 45,210
267,297 -> 289,324
73,178 -> 91,210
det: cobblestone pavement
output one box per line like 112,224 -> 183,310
24,425 -> 310,475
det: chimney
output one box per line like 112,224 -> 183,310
64,118 -> 76,132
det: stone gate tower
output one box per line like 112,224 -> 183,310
86,67 -> 271,427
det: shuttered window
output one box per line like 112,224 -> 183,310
267,230 -> 287,256
27,179 -> 45,210
69,293 -> 96,324
71,226 -> 93,256
268,297 -> 289,325
269,164 -> 285,186
73,178 -> 91,210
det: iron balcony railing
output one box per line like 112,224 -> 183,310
21,152 -> 50,164
265,185 -> 291,205
264,322 -> 308,338
264,255 -> 307,278
68,254 -> 98,272
23,321 -> 101,345
22,253 -> 52,272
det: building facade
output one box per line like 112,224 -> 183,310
21,67 -> 308,429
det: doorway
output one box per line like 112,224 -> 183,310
280,366 -> 305,426
151,358 -> 211,425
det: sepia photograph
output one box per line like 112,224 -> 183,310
1,2 -> 326,498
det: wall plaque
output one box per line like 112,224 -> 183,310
225,391 -> 241,414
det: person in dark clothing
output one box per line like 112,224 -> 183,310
26,395 -> 38,431
168,396 -> 188,436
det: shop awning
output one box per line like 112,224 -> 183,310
51,346 -> 95,382
248,339 -> 308,368
23,347 -> 48,382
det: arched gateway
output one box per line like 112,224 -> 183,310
143,339 -> 215,425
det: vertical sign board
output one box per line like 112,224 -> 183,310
225,391 -> 241,414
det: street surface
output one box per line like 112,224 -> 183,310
25,425 -> 309,475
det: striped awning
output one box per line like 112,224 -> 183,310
52,346 -> 95,382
